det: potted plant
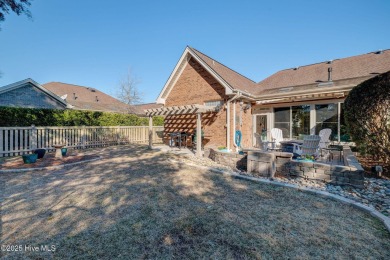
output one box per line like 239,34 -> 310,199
61,147 -> 68,156
34,148 -> 46,159
22,153 -> 38,164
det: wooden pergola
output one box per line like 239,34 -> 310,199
145,104 -> 219,156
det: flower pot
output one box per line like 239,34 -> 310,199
61,147 -> 68,156
22,153 -> 38,164
34,149 -> 46,159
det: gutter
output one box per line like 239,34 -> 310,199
253,84 -> 355,101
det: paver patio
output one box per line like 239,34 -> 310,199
0,144 -> 389,259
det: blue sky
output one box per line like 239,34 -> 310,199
0,0 -> 389,103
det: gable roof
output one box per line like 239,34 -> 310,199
0,78 -> 68,107
254,49 -> 390,95
190,47 -> 257,93
43,82 -> 130,113
156,46 -> 256,104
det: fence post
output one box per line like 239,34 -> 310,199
148,117 -> 153,149
81,125 -> 86,149
117,126 -> 121,145
30,124 -> 37,151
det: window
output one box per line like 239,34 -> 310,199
204,100 -> 223,107
315,103 -> 338,140
339,103 -> 350,142
292,105 -> 311,138
274,107 -> 291,138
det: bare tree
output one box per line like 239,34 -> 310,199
117,70 -> 143,113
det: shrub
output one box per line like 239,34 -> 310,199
0,107 -> 164,127
344,71 -> 390,165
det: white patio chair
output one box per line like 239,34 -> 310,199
293,135 -> 321,156
318,128 -> 332,149
254,133 -> 270,151
270,128 -> 283,147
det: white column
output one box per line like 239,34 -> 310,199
196,113 -> 202,157
310,104 -> 316,135
148,116 -> 153,149
226,102 -> 230,150
338,102 -> 341,143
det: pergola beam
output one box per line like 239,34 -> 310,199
144,104 -> 219,157
144,104 -> 218,117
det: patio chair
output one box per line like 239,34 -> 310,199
318,128 -> 332,149
254,133 -> 271,151
270,128 -> 283,147
293,135 -> 321,156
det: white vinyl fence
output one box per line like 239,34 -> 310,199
0,125 -> 164,157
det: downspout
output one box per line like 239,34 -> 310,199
226,92 -> 241,151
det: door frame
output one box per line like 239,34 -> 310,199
252,112 -> 272,146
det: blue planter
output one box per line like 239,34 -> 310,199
61,147 -> 68,156
22,153 -> 38,164
34,149 -> 46,159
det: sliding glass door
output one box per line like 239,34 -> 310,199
292,105 -> 311,139
274,107 -> 291,139
315,104 -> 338,141
272,102 -> 344,142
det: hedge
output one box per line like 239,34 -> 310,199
344,71 -> 390,165
0,107 -> 164,127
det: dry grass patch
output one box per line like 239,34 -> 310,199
0,144 -> 389,259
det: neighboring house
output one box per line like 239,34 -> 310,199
132,103 -> 163,116
149,46 -> 390,150
0,78 -> 69,109
43,82 -> 130,113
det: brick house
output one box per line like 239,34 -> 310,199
149,46 -> 390,152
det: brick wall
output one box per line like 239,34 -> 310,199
0,83 -> 65,109
165,58 -> 228,147
164,57 -> 254,149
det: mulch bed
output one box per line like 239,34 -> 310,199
357,155 -> 390,178
0,154 -> 99,170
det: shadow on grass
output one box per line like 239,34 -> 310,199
0,143 -> 390,259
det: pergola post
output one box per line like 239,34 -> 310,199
196,112 -> 202,157
148,116 -> 153,149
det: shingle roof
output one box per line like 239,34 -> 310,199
254,49 -> 390,95
189,47 -> 257,93
43,82 -> 130,113
132,103 -> 163,116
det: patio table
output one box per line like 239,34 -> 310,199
279,140 -> 303,153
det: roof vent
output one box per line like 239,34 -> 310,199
327,60 -> 333,64
293,67 -> 299,70
73,92 -> 77,100
375,49 -> 383,54
95,96 -> 99,102
90,89 -> 96,92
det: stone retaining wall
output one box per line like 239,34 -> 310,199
208,149 -> 247,171
209,147 -> 365,189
